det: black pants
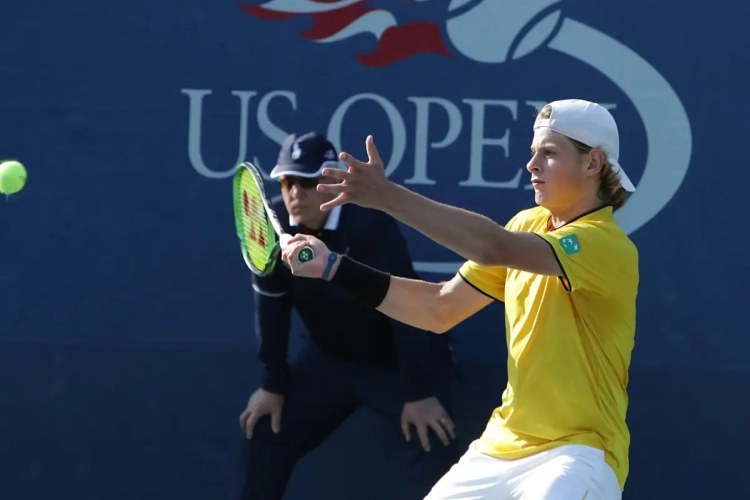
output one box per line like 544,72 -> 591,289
235,342 -> 460,500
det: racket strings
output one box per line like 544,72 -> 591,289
241,208 -> 270,250
241,200 -> 269,245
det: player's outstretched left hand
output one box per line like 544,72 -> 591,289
281,234 -> 331,278
317,135 -> 393,212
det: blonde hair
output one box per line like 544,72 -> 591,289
537,105 -> 629,211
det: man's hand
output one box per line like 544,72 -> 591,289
281,234 -> 334,279
239,388 -> 284,439
316,135 -> 395,212
401,396 -> 456,452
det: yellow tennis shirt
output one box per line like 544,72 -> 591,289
458,205 -> 638,490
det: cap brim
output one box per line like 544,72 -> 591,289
610,159 -> 636,192
270,160 -> 339,179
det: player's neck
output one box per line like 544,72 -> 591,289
547,193 -> 604,229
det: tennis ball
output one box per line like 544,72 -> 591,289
0,160 -> 27,195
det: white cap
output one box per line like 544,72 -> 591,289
533,99 -> 636,192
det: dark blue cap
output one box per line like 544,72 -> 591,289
270,132 -> 339,179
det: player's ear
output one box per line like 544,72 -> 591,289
587,149 -> 605,175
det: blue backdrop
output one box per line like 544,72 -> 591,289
1,0 -> 748,498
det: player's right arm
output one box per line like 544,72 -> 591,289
282,235 -> 502,333
377,272 -> 493,333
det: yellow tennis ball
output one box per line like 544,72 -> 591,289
0,160 -> 27,195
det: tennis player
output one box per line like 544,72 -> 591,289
236,132 -> 461,500
280,100 -> 638,499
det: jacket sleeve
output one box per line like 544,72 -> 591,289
251,256 -> 293,395
360,213 -> 436,403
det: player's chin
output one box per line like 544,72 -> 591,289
534,191 -> 560,210
533,190 -> 547,206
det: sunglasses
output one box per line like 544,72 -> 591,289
279,176 -> 321,190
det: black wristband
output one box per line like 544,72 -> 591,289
329,255 -> 391,308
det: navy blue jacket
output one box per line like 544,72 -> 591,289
251,197 -> 447,402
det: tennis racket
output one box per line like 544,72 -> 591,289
232,161 -> 315,276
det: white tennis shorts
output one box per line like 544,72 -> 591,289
423,441 -> 622,500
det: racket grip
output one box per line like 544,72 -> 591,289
296,247 -> 315,263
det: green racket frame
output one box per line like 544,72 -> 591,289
232,162 -> 314,276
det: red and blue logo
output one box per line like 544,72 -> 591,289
239,0 -> 456,67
